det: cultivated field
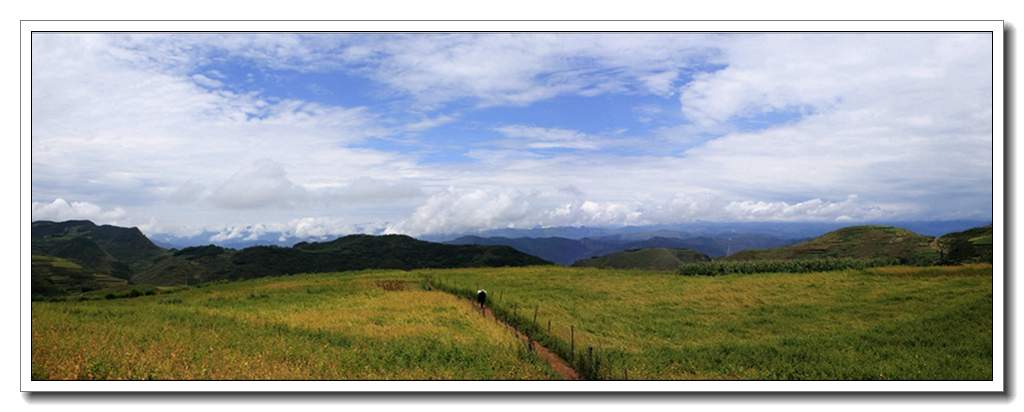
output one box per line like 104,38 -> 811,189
32,265 -> 992,380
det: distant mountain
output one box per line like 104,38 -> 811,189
446,236 -> 614,266
446,234 -> 802,265
719,225 -> 939,265
423,220 -> 992,243
33,220 -> 556,290
572,248 -> 712,271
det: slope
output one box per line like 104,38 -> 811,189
571,248 -> 712,271
719,225 -> 938,265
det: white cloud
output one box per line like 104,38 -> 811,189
208,159 -> 309,209
190,73 -> 223,88
30,32 -> 993,240
721,195 -> 897,222
339,33 -> 714,108
493,125 -> 600,150
333,177 -> 423,203
31,199 -> 127,224
385,187 -> 535,236
166,179 -> 206,205
209,225 -> 247,242
403,114 -> 457,132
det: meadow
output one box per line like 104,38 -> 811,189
31,270 -> 558,380
425,264 -> 993,380
32,265 -> 992,380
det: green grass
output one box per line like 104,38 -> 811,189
32,270 -> 559,380
33,265 -> 992,381
421,264 -> 992,380
722,225 -> 937,265
573,248 -> 710,271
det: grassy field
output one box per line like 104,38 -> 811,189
31,270 -> 559,380
32,265 -> 992,381
423,264 -> 993,380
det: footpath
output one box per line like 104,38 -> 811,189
427,279 -> 580,380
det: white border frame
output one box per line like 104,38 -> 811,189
20,20 -> 1005,393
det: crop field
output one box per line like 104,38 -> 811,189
424,264 -> 993,380
31,270 -> 559,380
32,265 -> 992,381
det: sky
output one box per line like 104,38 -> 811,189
30,32 -> 994,241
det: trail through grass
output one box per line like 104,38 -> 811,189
32,270 -> 559,380
421,264 -> 992,380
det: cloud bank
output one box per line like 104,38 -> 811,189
31,31 -> 993,239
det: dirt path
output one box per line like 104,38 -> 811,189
427,279 -> 580,380
929,235 -> 942,251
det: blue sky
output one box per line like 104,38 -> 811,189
31,31 -> 994,241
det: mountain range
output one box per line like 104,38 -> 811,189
145,220 -> 992,250
30,219 -> 994,297
30,220 -> 553,295
443,234 -> 800,265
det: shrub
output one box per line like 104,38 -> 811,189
677,257 -> 899,276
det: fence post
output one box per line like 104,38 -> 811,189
499,291 -> 503,303
571,325 -> 575,360
533,306 -> 538,324
624,368 -> 628,380
548,319 -> 551,334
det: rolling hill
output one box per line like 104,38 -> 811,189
718,225 -> 939,265
935,225 -> 993,265
32,220 -> 557,289
31,253 -> 128,297
571,248 -> 712,270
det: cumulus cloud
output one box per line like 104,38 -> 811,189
385,187 -> 535,236
208,159 -> 309,209
30,32 -> 993,240
32,199 -> 127,224
542,200 -> 642,228
721,195 -> 897,222
377,184 -> 909,236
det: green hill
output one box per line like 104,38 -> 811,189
719,225 -> 938,265
33,220 -> 558,289
935,225 -> 993,265
31,220 -> 164,279
134,234 -> 555,286
31,254 -> 128,298
571,248 -> 711,270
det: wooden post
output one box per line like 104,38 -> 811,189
533,306 -> 538,324
499,291 -> 503,303
624,368 -> 628,380
547,319 -> 551,334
